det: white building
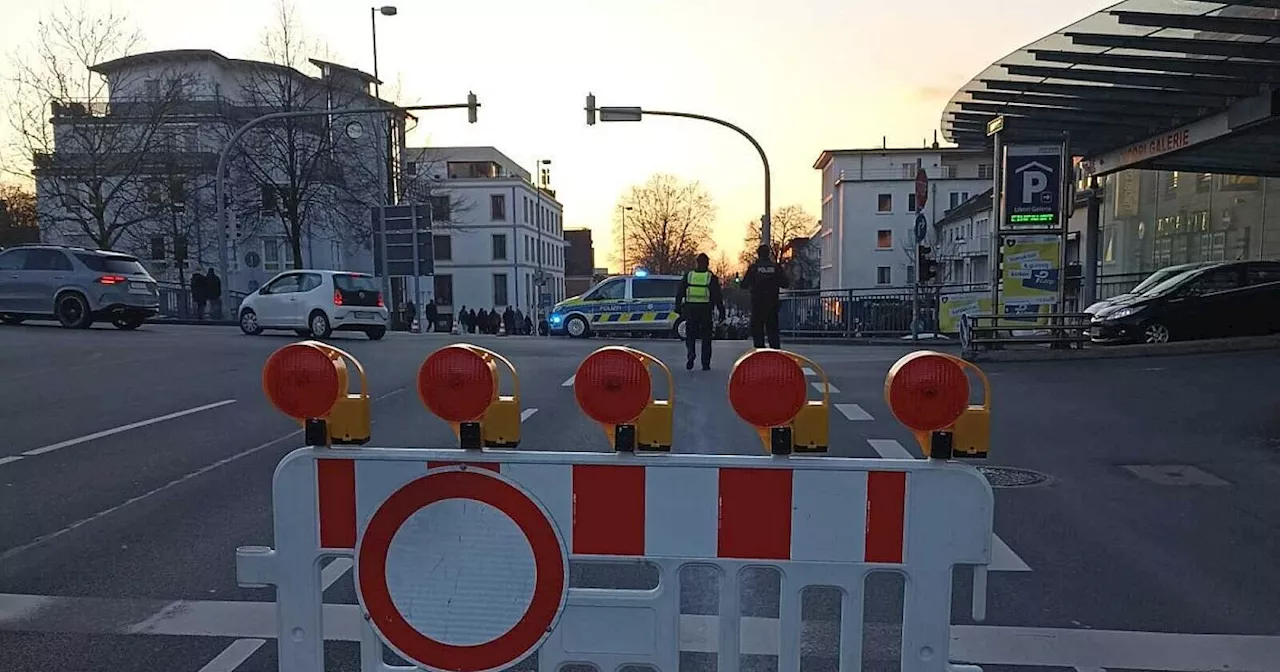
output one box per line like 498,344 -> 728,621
933,189 -> 993,285
34,49 -> 400,302
813,147 -> 992,288
401,146 -> 565,318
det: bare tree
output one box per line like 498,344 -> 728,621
613,173 -> 716,275
740,205 -> 818,266
0,183 -> 40,247
5,2 -> 198,250
711,251 -> 741,282
226,0 -> 386,270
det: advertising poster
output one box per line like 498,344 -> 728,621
1000,234 -> 1061,324
938,292 -> 992,334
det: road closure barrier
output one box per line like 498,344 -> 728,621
243,341 -> 997,672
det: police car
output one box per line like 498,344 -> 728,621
548,271 -> 688,339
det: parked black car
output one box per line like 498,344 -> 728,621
1083,261 -> 1217,317
1090,260 -> 1280,345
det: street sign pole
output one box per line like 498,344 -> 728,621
912,166 -> 929,340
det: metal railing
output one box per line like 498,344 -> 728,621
779,283 -> 987,338
155,281 -> 248,320
960,312 -> 1091,357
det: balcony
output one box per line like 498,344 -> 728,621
836,164 -> 988,182
50,96 -> 241,121
33,150 -> 220,176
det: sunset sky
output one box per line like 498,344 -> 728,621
1,0 -> 1114,267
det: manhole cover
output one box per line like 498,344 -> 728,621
977,466 -> 1050,488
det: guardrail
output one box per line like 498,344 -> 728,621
960,313 -> 1091,359
779,284 -> 988,338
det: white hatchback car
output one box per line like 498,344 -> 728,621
239,270 -> 389,340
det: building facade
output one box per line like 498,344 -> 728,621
402,146 -> 566,319
563,228 -> 595,297
813,147 -> 991,288
33,49 -> 400,300
932,190 -> 993,286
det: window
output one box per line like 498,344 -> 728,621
632,278 -> 680,299
907,193 -> 917,212
948,191 -> 970,210
978,164 -> 994,179
26,249 -> 73,271
74,253 -> 146,274
1247,265 -> 1280,285
330,241 -> 342,267
150,236 -> 166,260
261,185 -> 278,212
405,161 -> 418,176
434,274 -> 454,305
1185,268 -> 1242,295
492,273 -> 509,306
526,274 -> 532,307
906,265 -> 915,282
492,234 -> 507,260
429,195 -> 450,221
298,273 -> 324,292
262,237 -> 294,272
524,198 -> 530,223
490,194 -> 506,221
877,194 -> 892,213
876,230 -> 893,249
262,273 -> 302,294
876,266 -> 891,285
524,236 -> 531,261
433,235 -> 452,261
585,278 -> 626,301
0,249 -> 27,271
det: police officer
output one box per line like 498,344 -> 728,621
740,244 -> 791,349
675,253 -> 725,371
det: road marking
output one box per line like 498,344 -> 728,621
0,456 -> 23,467
22,400 -> 239,457
2,593 -> 1275,670
196,638 -> 265,672
813,381 -> 840,394
562,375 -> 575,387
802,367 -> 816,376
835,403 -> 873,421
1076,668 -> 1106,672
867,438 -> 914,459
520,408 -> 538,421
0,387 -> 407,562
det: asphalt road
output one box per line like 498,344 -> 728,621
0,322 -> 1278,672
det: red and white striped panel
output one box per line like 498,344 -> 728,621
315,458 -> 910,564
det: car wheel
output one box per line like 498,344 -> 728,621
565,315 -> 590,339
674,318 -> 688,340
0,314 -> 25,325
55,292 -> 92,329
365,326 -> 386,340
309,310 -> 333,339
112,315 -> 144,330
1143,322 -> 1171,344
239,309 -> 263,335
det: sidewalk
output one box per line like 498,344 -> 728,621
964,333 -> 1280,362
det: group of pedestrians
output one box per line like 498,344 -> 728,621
676,244 -> 790,370
456,305 -> 535,336
189,268 -> 223,321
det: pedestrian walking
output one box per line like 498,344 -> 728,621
205,268 -> 223,320
740,244 -> 790,349
190,270 -> 207,320
675,253 -> 725,371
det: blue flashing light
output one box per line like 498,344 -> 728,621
634,269 -> 648,277
550,314 -> 563,325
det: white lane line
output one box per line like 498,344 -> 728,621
1076,668 -> 1106,672
562,375 -> 575,387
22,400 -> 238,457
196,638 -> 266,672
520,408 -> 539,422
320,558 -> 353,590
867,438 -> 914,459
0,456 -> 23,467
802,367 -> 816,376
813,381 -> 840,394
835,403 -> 873,421
8,594 -> 1277,670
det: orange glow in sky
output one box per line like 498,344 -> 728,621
1,0 -> 1114,267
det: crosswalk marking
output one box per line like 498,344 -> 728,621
520,408 -> 539,421
867,438 -> 914,459
802,367 -> 816,376
561,375 -> 575,387
834,403 -> 873,421
813,381 -> 841,394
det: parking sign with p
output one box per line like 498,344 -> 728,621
1003,144 -> 1062,228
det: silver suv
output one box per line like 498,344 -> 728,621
0,245 -> 160,329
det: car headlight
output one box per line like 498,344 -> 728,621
1107,305 -> 1145,320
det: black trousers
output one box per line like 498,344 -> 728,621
683,305 -> 713,367
751,305 -> 781,349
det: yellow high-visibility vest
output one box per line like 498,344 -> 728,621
685,271 -> 711,303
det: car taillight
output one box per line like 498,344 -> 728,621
376,293 -> 384,307
96,275 -> 127,285
333,289 -> 344,306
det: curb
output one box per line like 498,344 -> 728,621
146,318 -> 237,326
963,334 -> 1280,362
783,337 -> 961,348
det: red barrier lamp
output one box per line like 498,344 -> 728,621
418,345 -> 498,448
884,351 -> 970,458
575,347 -> 652,451
729,350 -> 808,454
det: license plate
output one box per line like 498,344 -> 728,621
128,282 -> 151,294
354,311 -> 376,319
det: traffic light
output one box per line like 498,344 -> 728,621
917,245 -> 938,283
466,92 -> 478,124
585,93 -> 597,126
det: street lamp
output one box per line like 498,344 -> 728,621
619,205 -> 633,274
584,93 -> 773,242
534,159 -> 551,332
370,6 -> 397,208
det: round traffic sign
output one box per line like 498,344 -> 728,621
355,468 -> 568,672
914,168 -> 929,208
